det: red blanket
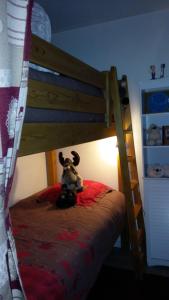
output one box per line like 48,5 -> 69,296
20,265 -> 65,300
38,180 -> 112,206
10,183 -> 125,300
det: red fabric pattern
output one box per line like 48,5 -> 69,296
60,261 -> 74,278
38,180 -> 112,207
18,251 -> 31,259
20,265 -> 65,300
77,241 -> 88,249
18,224 -> 29,229
56,230 -> 79,241
38,242 -> 53,250
77,180 -> 111,206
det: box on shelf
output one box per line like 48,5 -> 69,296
143,91 -> 169,114
162,125 -> 169,145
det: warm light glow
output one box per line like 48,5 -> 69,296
97,136 -> 118,166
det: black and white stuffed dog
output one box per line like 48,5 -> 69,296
57,151 -> 83,208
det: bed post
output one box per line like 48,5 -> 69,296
45,150 -> 57,186
117,153 -> 130,250
102,71 -> 112,128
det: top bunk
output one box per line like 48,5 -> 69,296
18,34 -> 120,156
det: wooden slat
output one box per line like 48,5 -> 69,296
27,79 -> 105,113
118,152 -> 130,250
134,203 -> 141,218
31,34 -> 104,89
103,72 -> 113,128
122,104 -> 132,131
45,150 -> 57,186
19,123 -> 115,156
130,179 -> 138,190
127,155 -> 135,162
124,128 -> 132,134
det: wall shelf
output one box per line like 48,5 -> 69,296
143,177 -> 169,180
142,112 -> 169,117
143,145 -> 169,149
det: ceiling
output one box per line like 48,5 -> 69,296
37,0 -> 169,33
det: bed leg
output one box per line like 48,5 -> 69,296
45,150 -> 57,186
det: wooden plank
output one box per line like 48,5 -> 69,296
31,34 -> 104,88
103,72 -> 113,128
118,152 -> 130,250
110,67 -> 138,251
122,105 -> 132,131
28,79 -> 106,113
127,155 -> 135,162
19,123 -> 115,156
130,179 -> 138,190
45,150 -> 57,186
134,203 -> 141,218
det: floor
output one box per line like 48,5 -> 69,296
87,266 -> 169,300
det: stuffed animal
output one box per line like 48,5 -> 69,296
147,164 -> 164,178
57,151 -> 83,208
59,151 -> 83,191
56,187 -> 77,209
146,124 -> 162,146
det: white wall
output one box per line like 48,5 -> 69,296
9,153 -> 47,206
57,137 -> 118,188
53,9 -> 169,199
10,9 -> 169,203
52,10 -> 169,78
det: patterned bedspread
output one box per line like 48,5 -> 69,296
10,187 -> 125,300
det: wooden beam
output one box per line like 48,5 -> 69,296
45,150 -> 57,186
19,122 -> 115,156
27,79 -> 106,113
110,66 -> 139,254
30,34 -> 104,89
103,71 -> 113,128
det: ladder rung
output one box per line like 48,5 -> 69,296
134,203 -> 141,218
124,129 -> 132,134
130,180 -> 138,190
127,155 -> 135,162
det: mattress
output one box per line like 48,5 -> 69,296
10,183 -> 125,300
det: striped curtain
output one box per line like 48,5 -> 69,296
0,0 -> 33,299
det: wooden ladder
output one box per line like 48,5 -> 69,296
110,67 -> 146,277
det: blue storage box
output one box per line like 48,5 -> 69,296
147,92 -> 169,113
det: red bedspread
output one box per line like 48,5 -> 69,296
37,180 -> 112,206
10,181 -> 125,300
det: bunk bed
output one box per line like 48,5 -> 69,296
19,34 -> 116,156
10,34 -> 126,300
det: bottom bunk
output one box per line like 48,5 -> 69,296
10,180 -> 125,300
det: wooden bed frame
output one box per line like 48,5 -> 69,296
19,34 -> 116,157
18,34 -> 121,186
17,34 -> 146,276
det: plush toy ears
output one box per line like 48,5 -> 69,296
59,152 -> 65,166
58,151 -> 80,166
71,151 -> 80,166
